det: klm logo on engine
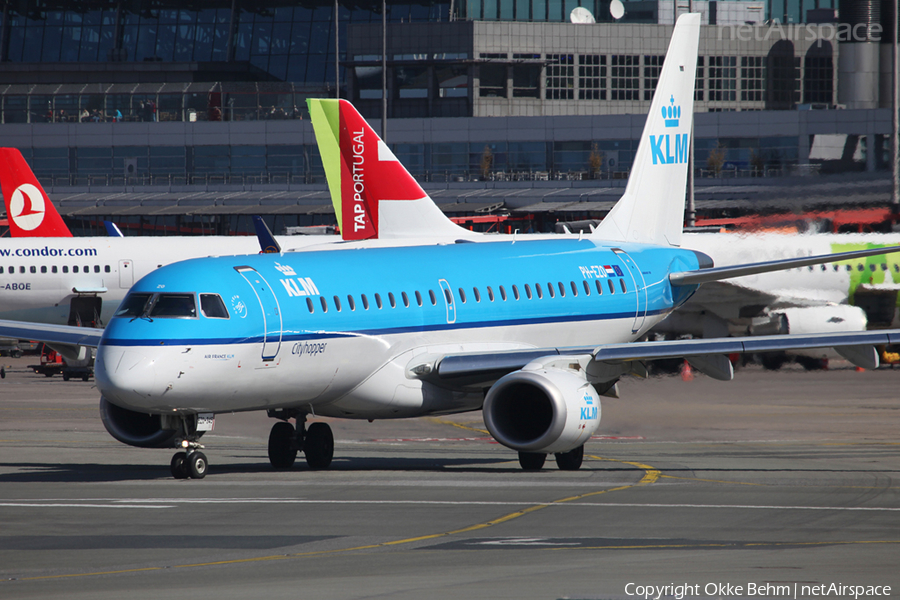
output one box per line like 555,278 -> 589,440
580,392 -> 598,421
650,96 -> 688,165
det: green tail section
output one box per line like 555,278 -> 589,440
307,98 -> 344,232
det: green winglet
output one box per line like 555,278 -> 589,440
307,98 -> 343,231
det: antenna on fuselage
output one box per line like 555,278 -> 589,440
253,216 -> 281,254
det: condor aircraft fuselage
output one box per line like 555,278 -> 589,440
0,236 -> 334,326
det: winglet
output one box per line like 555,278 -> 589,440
592,13 -> 700,247
0,148 -> 73,237
104,221 -> 124,237
307,98 -> 474,240
253,216 -> 281,254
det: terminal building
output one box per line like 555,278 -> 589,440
0,0 -> 895,235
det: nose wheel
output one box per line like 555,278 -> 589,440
170,450 -> 208,479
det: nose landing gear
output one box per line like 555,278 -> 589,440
170,448 -> 208,479
266,411 -> 333,470
168,415 -> 208,479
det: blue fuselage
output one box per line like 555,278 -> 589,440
95,239 -> 701,418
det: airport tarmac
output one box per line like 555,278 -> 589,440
1,356 -> 899,600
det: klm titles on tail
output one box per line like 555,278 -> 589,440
650,97 -> 689,165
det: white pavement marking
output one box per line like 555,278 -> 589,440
0,499 -> 897,511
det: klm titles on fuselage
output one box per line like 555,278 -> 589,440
650,97 -> 688,165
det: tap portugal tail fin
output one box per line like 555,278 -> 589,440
307,98 -> 474,241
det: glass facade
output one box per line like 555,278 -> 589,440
13,135 -> 800,186
0,1 -> 450,87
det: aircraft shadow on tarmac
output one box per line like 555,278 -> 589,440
3,450 -> 897,482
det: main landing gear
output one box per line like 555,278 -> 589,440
518,445 -> 584,471
267,411 -> 334,470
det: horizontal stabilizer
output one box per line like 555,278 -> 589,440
670,245 -> 900,286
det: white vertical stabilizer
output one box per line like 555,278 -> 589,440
592,13 -> 700,247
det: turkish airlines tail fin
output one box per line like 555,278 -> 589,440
307,98 -> 473,241
0,148 -> 73,237
592,13 -> 700,248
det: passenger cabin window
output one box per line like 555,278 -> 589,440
105,265 -> 111,273
512,285 -> 520,300
429,290 -> 437,305
595,280 -> 603,295
620,279 -> 627,293
583,281 -> 591,295
547,283 -> 555,298
401,292 -> 410,307
30,266 -> 36,274
499,286 -> 507,301
608,280 -> 615,294
557,282 -> 565,297
347,295 -> 356,311
63,266 -> 68,273
570,281 -> 578,296
73,266 -> 79,273
149,294 -> 197,318
524,284 -> 532,299
41,266 -> 47,274
0,267 -> 4,274
487,286 -> 495,301
415,291 -> 423,306
320,296 -> 328,312
333,295 -> 342,311
200,294 -> 229,319
473,287 -> 481,302
388,292 -> 396,308
306,298 -> 315,313
443,288 -> 453,304
52,266 -> 58,274
458,288 -> 467,303
374,293 -> 382,309
535,283 -> 543,299
361,294 -> 369,310
94,265 -> 100,273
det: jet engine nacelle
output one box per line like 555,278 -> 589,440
100,397 -> 179,448
483,366 -> 601,455
751,304 -> 868,336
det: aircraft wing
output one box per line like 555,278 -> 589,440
423,329 -> 900,388
0,319 -> 103,348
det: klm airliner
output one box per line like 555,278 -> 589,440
3,14 -> 900,479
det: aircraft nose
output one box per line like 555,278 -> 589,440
94,346 -> 160,408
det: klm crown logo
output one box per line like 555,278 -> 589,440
650,94 -> 688,165
663,95 -> 681,128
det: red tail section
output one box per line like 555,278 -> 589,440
337,100 -> 428,240
0,148 -> 73,237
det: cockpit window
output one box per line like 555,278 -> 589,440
149,294 -> 197,318
200,294 -> 229,319
114,293 -> 153,318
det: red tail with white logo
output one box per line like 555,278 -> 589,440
308,99 -> 473,240
0,148 -> 73,237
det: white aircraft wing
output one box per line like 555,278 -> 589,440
425,329 -> 900,388
0,319 -> 103,348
